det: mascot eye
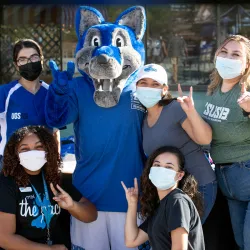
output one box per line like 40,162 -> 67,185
91,36 -> 101,47
116,36 -> 125,47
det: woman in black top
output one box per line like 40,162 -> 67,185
0,126 -> 97,250
121,146 -> 204,250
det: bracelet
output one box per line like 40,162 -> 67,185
242,109 -> 250,117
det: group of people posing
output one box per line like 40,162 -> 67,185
0,34 -> 250,250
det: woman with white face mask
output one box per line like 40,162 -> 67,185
134,63 -> 216,224
121,146 -> 205,250
0,126 -> 97,250
202,35 -> 250,250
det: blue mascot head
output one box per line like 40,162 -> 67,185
74,6 -> 146,108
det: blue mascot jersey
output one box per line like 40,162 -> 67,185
46,76 -> 146,212
0,80 -> 50,155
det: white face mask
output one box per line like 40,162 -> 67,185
136,87 -> 162,108
149,166 -> 177,190
215,56 -> 243,79
19,150 -> 47,172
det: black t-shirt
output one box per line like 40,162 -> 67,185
139,188 -> 205,250
0,172 -> 81,249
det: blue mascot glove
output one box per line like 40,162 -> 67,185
49,60 -> 75,91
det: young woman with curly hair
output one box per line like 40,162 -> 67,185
0,126 -> 97,250
121,146 -> 204,250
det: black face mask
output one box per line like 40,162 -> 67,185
18,61 -> 42,81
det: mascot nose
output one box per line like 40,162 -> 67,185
97,54 -> 110,64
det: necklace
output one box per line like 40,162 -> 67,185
30,171 -> 53,245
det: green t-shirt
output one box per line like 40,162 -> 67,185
201,83 -> 250,164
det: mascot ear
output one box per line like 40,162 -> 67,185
115,6 -> 146,41
75,6 -> 105,39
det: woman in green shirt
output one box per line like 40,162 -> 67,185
201,35 -> 250,250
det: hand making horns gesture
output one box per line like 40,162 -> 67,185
121,178 -> 139,206
177,83 -> 195,113
238,83 -> 250,113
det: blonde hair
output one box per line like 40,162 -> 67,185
207,35 -> 250,95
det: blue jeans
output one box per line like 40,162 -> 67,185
215,160 -> 250,250
198,180 -> 217,224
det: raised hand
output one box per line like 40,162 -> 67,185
237,83 -> 250,112
49,60 -> 75,87
177,83 -> 195,113
50,183 -> 74,210
121,178 -> 139,206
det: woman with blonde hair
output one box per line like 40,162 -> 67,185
202,34 -> 250,250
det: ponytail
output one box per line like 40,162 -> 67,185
159,92 -> 177,106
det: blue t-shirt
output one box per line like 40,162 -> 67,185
0,80 -> 50,155
45,76 -> 146,212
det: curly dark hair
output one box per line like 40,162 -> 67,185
140,146 -> 203,219
2,126 -> 61,187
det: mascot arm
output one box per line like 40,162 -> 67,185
45,61 -> 79,128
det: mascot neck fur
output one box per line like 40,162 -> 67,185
74,6 -> 146,108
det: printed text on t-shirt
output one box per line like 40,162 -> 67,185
203,102 -> 230,122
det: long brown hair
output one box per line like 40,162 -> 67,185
140,146 -> 203,219
208,35 -> 250,95
2,126 -> 61,187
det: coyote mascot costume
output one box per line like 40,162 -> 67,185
45,5 -> 146,250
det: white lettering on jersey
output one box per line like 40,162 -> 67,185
11,113 -> 21,119
203,102 -> 230,122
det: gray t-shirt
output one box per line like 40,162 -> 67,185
142,101 -> 216,185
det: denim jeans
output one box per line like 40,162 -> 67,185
215,160 -> 250,250
198,180 -> 217,224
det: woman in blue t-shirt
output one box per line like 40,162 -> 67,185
0,39 -> 60,170
134,63 -> 217,224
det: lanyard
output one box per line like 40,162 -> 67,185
30,171 -> 53,245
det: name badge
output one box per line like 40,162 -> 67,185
19,187 -> 32,192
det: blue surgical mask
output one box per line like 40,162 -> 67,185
136,87 -> 162,108
216,56 -> 243,79
149,166 -> 177,190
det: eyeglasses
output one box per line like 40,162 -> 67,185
16,54 -> 41,66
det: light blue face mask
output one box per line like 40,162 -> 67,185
216,56 -> 243,79
149,166 -> 177,190
136,87 -> 162,108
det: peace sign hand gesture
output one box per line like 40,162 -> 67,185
237,83 -> 250,113
177,84 -> 195,113
50,183 -> 74,210
121,178 -> 139,206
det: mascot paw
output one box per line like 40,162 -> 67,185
49,60 -> 75,86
